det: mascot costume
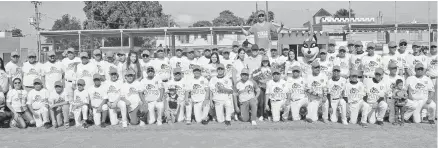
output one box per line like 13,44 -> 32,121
298,34 -> 321,75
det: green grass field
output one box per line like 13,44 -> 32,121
1,120 -> 436,148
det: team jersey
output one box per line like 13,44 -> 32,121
76,62 -> 99,88
361,54 -> 383,77
5,61 -> 22,82
327,77 -> 347,99
286,77 -> 306,101
298,58 -> 318,76
364,78 -> 390,103
187,76 -> 209,102
165,79 -> 188,102
140,60 -> 153,78
327,51 -> 338,63
6,89 -> 28,112
202,63 -> 218,80
426,54 -> 438,78
0,70 -> 8,92
61,57 -> 80,81
405,76 -> 434,100
333,56 -> 350,77
269,56 -> 286,67
90,59 -> 106,75
229,52 -> 237,60
344,82 -> 365,103
197,56 -> 210,68
349,53 -> 366,71
266,79 -> 289,101
209,76 -> 232,101
104,62 -> 123,81
232,59 -> 247,81
222,58 -> 234,79
169,56 -> 188,70
284,61 -> 301,75
22,62 -> 43,87
151,58 -> 171,81
406,55 -> 428,76
396,51 -> 409,75
26,89 -> 49,110
71,89 -> 90,107
105,80 -> 123,102
236,80 -> 256,102
121,81 -> 144,110
88,85 -> 108,108
385,74 -> 405,91
42,61 -> 64,90
319,59 -> 333,78
182,59 -> 198,81
141,77 -> 163,102
48,90 -> 70,107
305,73 -> 328,97
381,54 -> 399,74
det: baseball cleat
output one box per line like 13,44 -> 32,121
122,121 -> 128,128
251,121 -> 257,126
376,121 -> 384,126
44,122 -> 52,129
258,116 -> 264,121
225,121 -> 231,126
139,121 -> 146,126
201,120 -> 209,125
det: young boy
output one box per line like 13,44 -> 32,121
392,79 -> 408,126
48,81 -> 71,128
88,74 -> 109,128
71,79 -> 90,128
164,86 -> 179,124
26,78 -> 51,128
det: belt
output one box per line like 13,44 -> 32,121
65,80 -> 73,82
349,100 -> 359,104
332,98 -> 340,100
25,86 -> 34,88
291,98 -> 302,102
271,99 -> 283,102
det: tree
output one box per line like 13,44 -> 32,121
246,11 -> 275,25
212,10 -> 244,26
82,1 -> 177,48
192,20 -> 212,27
334,8 -> 356,18
48,14 -> 82,50
10,28 -> 24,37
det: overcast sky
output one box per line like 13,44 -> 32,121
0,1 -> 436,49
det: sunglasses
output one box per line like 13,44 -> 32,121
157,50 -> 164,53
110,73 -> 118,76
259,49 -> 265,51
399,43 -> 407,46
49,55 -> 56,58
188,51 -> 195,54
348,44 -> 355,47
374,73 -> 382,76
174,72 -> 181,75
320,53 -> 327,55
93,78 -> 101,81
367,47 -> 375,50
389,46 -> 397,48
432,46 -> 437,48
28,56 -> 36,58
142,54 -> 149,58
77,84 -> 84,86
241,73 -> 249,76
333,69 -> 340,72
415,68 -> 424,71
14,82 -> 21,84
176,50 -> 183,52
292,70 -> 300,73
55,85 -> 62,88
12,55 -> 20,58
273,72 -> 281,75
94,54 -> 101,56
147,70 -> 155,73
258,14 -> 265,17
117,54 -> 125,57
412,46 -> 420,48
34,83 -> 41,85
312,66 -> 320,69
389,67 -> 397,70
126,74 -> 135,77
354,45 -> 362,48
217,68 -> 225,70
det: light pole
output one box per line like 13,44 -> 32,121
30,1 -> 42,62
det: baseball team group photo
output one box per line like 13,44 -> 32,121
0,1 -> 436,147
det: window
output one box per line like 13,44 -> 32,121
409,31 -> 423,41
218,34 -> 225,41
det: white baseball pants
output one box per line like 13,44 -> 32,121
306,99 -> 328,122
147,101 -> 164,124
108,101 -> 128,125
214,99 -> 233,123
330,99 -> 347,124
283,98 -> 308,121
270,100 -> 285,122
72,105 -> 89,126
348,100 -> 368,124
404,99 -> 436,123
364,101 -> 388,124
192,101 -> 210,123
92,104 -> 108,126
32,106 -> 50,127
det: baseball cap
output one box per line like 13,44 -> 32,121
204,48 -> 211,52
431,42 -> 437,47
261,56 -> 269,61
47,51 -> 56,56
415,63 -> 424,69
33,78 -> 42,84
272,68 -> 281,74
106,51 -> 115,58
350,70 -> 360,76
192,65 -> 201,71
347,40 -> 355,45
367,42 -> 376,48
222,48 -> 231,53
388,61 -> 398,68
232,41 -> 239,47
257,10 -> 266,15
142,50 -> 150,55
217,63 -> 225,69
93,49 -> 102,55
328,39 -> 336,45
291,65 -> 301,72
338,46 -> 346,51
93,74 -> 102,80
355,41 -> 363,46
54,81 -> 63,87
11,51 -> 19,56
375,68 -> 384,75
388,41 -> 397,47
320,48 -> 328,53
251,44 -> 259,50
333,65 -> 341,71
156,47 -> 164,52
311,61 -> 320,67
125,69 -> 136,76
79,52 -> 89,58
77,79 -> 86,85
186,48 -> 194,53
28,51 -> 37,57
109,68 -> 118,74
399,39 -> 407,44
176,48 -> 183,52
412,42 -> 421,46
270,48 -> 277,51
146,66 -> 154,71
241,68 -> 250,74
67,48 -> 75,53
168,85 -> 176,90
173,68 -> 182,73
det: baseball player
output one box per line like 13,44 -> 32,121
283,66 -> 308,121
384,61 -> 405,124
181,48 -> 198,82
221,48 -> 235,80
6,78 -> 35,128
104,51 -> 123,82
88,74 -> 109,127
406,42 -> 428,77
76,52 -> 99,89
425,42 -> 437,121
209,64 -> 234,125
71,79 -> 90,128
90,49 -> 105,79
333,46 -> 350,78
319,48 -> 333,78
363,68 -> 390,125
304,61 -> 329,123
6,51 -> 23,89
381,41 -> 400,75
197,49 -> 212,68
151,48 -> 171,82
121,69 -> 147,126
26,78 -> 51,128
235,68 -> 260,125
344,70 -> 368,127
117,51 -> 127,64
140,50 -> 153,78
327,39 -> 338,63
350,41 -> 366,71
141,66 -> 165,126
404,63 -> 436,124
269,48 -> 286,68
327,65 -> 348,125
361,42 -> 383,80
185,65 -> 210,124
396,39 -> 410,78
165,68 -> 188,123
170,48 -> 188,70
61,48 -> 80,95
48,81 -> 71,128
230,41 -> 240,60
105,68 -> 127,127
347,40 -> 356,54
42,51 -> 64,93
22,51 -> 43,92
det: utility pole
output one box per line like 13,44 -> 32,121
256,1 -> 258,12
30,1 -> 42,62
265,1 -> 269,22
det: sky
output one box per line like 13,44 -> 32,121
0,1 -> 436,49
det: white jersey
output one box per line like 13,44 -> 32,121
187,76 -> 209,102
405,76 -> 434,100
169,56 -> 188,70
121,81 -> 144,110
344,81 -> 365,103
104,62 -> 123,81
319,59 -> 333,78
327,51 -> 338,63
232,59 -> 247,81
229,52 -> 237,60
222,58 -> 234,79
426,54 -> 438,78
165,79 -> 188,102
26,89 -> 49,110
104,80 -> 123,102
284,61 -> 301,75
42,61 -> 64,90
0,70 -> 8,92
406,55 -> 428,76
299,58 -> 319,76
202,63 -> 218,79
6,89 -> 28,112
350,53 -> 366,71
61,57 -> 80,81
22,62 -> 43,87
5,61 -> 22,83
76,62 -> 99,88
88,85 -> 108,108
381,54 -> 399,74
384,74 -> 405,91
90,59 -> 105,75
269,56 -> 286,67
139,60 -> 153,78
361,54 -> 383,77
327,77 -> 347,99
151,58 -> 171,81
71,89 -> 90,107
209,76 -> 232,102
305,73 -> 328,96
364,78 -> 390,103
333,56 -> 350,77
236,80 -> 256,102
266,79 -> 289,101
396,51 -> 410,75
141,77 -> 163,102
182,59 -> 198,81
48,90 -> 70,106
286,77 -> 306,100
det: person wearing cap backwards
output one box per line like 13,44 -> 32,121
105,68 -> 128,127
344,70 -> 369,127
120,69 -> 148,126
170,48 -> 188,70
90,49 -> 106,78
181,48 -> 198,81
304,61 -> 329,123
327,65 -> 348,125
363,68 -> 390,125
235,68 -> 260,125
318,48 -> 334,79
381,41 -> 401,75
265,68 -> 290,122
425,42 -> 437,119
230,41 -> 240,60
361,42 -> 383,79
283,66 -> 308,121
185,65 -> 211,124
140,66 -> 165,126
87,74 -> 109,128
76,52 -> 99,90
327,39 -> 338,63
6,51 -> 23,89
42,51 -> 64,93
164,67 -> 189,123
150,48 -> 171,82
103,51 -> 123,82
209,63 -> 234,125
406,42 -> 428,77
26,78 -> 51,128
347,40 -> 356,54
48,81 -> 71,128
404,63 -> 436,124
22,51 -> 43,92
61,48 -> 80,95
349,40 -> 366,71
244,44 -> 263,74
241,10 -> 284,55
333,46 -> 350,78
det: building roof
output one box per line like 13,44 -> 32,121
313,8 -> 332,17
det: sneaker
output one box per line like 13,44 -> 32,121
82,123 -> 88,129
201,120 -> 209,125
234,114 -> 239,121
122,121 -> 128,128
305,118 -> 313,123
157,121 -> 163,126
392,122 -> 399,126
251,121 -> 257,126
360,123 -> 368,128
64,123 -> 70,129
258,116 -> 264,121
342,121 -> 348,125
376,121 -> 384,126
44,122 -> 52,129
186,120 -> 191,125
139,121 -> 146,126
9,119 -> 17,128
225,121 -> 231,126
268,117 -> 272,121
429,120 -> 435,124
100,123 -> 107,128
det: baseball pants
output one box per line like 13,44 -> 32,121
147,101 -> 164,124
50,104 -> 70,127
72,105 -> 88,126
64,81 -> 75,96
176,101 -> 190,122
10,110 -> 34,128
32,107 -> 50,127
192,101 -> 210,123
108,101 -> 128,125
364,101 -> 388,124
306,98 -> 328,122
330,99 -> 347,124
214,99 -> 233,123
348,100 -> 368,124
92,104 -> 109,126
240,98 -> 258,122
270,100 -> 285,122
404,99 -> 436,123
386,98 -> 396,123
283,98 -> 308,121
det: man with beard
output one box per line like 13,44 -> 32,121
22,51 -> 43,92
327,66 -> 348,125
350,41 -> 366,71
42,51 -> 64,93
361,42 -> 383,80
363,68 -> 389,125
304,61 -> 329,123
140,50 -> 152,78
265,68 -> 289,122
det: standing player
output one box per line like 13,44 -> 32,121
209,64 -> 234,125
235,68 -> 260,125
230,41 -> 240,60
104,51 -> 123,82
181,48 -> 198,81
151,48 -> 171,82
197,49 -> 212,67
185,65 -> 211,124
61,48 -> 80,95
139,50 -> 153,78
165,68 -> 188,123
350,41 -> 366,71
345,70 -> 368,127
48,81 -> 70,128
117,51 -> 127,64
221,49 -> 234,80
361,42 -> 383,80
304,61 -> 329,123
26,78 -> 51,128
244,45 -> 262,74
381,41 -> 399,75
318,48 -> 333,78
121,69 -> 147,126
265,69 -> 289,122
42,51 -> 64,93
141,66 -> 165,126
169,48 -> 188,70
105,69 -> 127,127
283,66 -> 307,121
76,52 -> 99,89
396,39 -> 410,78
327,66 -> 348,125
88,74 -> 109,127
363,68 -> 389,125
333,46 -> 350,78
91,49 -> 106,78
406,42 -> 428,77
6,51 -> 22,89
426,42 -> 437,120
347,40 -> 356,54
22,51 -> 43,92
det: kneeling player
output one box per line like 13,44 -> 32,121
345,70 -> 369,127
88,74 -> 109,127
265,69 -> 289,122
209,64 -> 234,125
71,79 -> 90,128
106,69 -> 128,127
284,66 -> 308,121
26,78 -> 51,128
141,66 -> 165,126
48,81 -> 71,128
121,69 -> 147,126
327,66 -> 348,125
